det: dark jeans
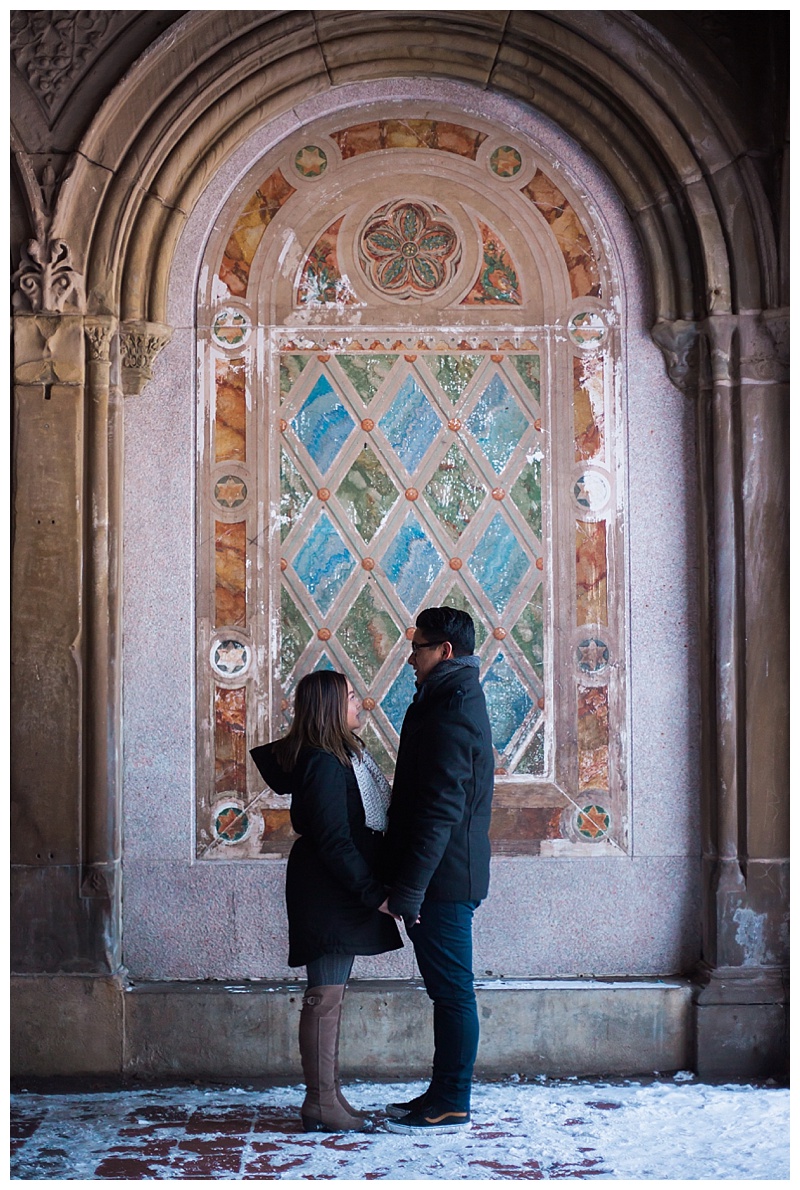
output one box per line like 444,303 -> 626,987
409,898 -> 481,1112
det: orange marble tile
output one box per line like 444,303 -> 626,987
215,357 -> 246,462
259,809 -> 298,855
219,170 -> 296,297
522,171 -> 601,299
462,221 -> 521,305
577,684 -> 610,790
331,119 -> 485,159
215,520 -> 247,628
215,685 -> 247,793
573,355 -> 604,461
576,520 -> 608,626
489,806 -> 563,845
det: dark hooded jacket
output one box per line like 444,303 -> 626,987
384,659 -> 494,925
250,742 -> 402,968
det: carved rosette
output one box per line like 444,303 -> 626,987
120,321 -> 174,395
12,237 -> 84,313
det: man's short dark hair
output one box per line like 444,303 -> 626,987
416,606 -> 475,656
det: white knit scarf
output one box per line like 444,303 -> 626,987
351,748 -> 391,831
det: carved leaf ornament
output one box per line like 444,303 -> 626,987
11,10 -> 113,117
12,238 -> 82,313
359,200 -> 461,297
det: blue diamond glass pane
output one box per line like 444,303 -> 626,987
381,514 -> 443,612
293,514 -> 355,613
292,374 -> 354,473
482,652 -> 534,753
381,663 -> 417,734
469,515 -> 529,613
314,652 -> 335,672
466,373 -> 528,473
379,374 -> 440,472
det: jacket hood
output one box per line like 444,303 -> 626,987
249,741 -> 293,795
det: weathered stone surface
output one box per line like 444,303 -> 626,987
11,975 -> 124,1076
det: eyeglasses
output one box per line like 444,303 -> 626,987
410,640 -> 446,653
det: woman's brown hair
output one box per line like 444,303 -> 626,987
273,670 -> 362,771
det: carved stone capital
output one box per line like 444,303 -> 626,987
12,237 -> 84,313
84,317 -> 117,364
650,318 -> 699,395
120,321 -> 174,395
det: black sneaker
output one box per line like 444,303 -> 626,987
384,1105 -> 471,1133
384,1091 -> 433,1120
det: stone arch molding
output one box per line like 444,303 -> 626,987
14,11 -> 778,336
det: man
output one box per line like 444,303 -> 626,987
380,605 -> 494,1133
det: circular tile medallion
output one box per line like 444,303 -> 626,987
214,475 -> 248,508
211,639 -> 250,678
213,802 -> 251,844
294,145 -> 328,177
573,471 -> 611,512
575,804 -> 611,840
576,637 -> 610,673
212,307 -> 251,348
568,311 -> 606,346
490,145 -> 523,177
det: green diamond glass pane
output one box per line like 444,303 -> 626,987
510,354 -> 541,398
338,584 -> 400,685
359,722 -> 395,779
426,354 -> 483,403
516,722 -> 545,774
424,443 -> 486,540
512,594 -> 544,679
510,455 -> 543,538
280,585 -> 312,680
443,585 -> 488,647
280,353 -> 311,398
280,449 -> 312,542
336,447 -> 398,542
338,354 -> 397,404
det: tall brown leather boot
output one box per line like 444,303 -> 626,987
298,984 -> 370,1132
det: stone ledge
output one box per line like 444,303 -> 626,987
12,975 -> 692,1079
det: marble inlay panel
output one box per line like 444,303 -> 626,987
425,442 -> 486,539
482,652 -> 535,755
512,595 -> 545,679
489,806 -> 561,849
576,520 -> 608,627
380,513 -> 443,612
337,583 -> 400,685
578,684 -> 610,791
338,353 -> 397,403
423,353 -> 482,402
462,221 -> 521,305
516,723 -> 546,775
467,374 -> 528,474
279,585 -> 312,681
336,446 -> 398,542
219,169 -> 295,297
443,584 -> 488,648
292,513 -> 356,614
298,217 -> 357,306
574,355 -> 605,462
215,520 -> 246,628
292,373 -> 355,474
469,514 -> 530,614
214,685 -> 247,793
381,661 -> 418,735
379,373 -> 440,471
214,357 -> 246,462
258,809 -> 297,854
280,450 -> 312,542
510,457 -> 543,539
331,118 -> 486,159
280,353 -> 311,399
522,172 -> 601,299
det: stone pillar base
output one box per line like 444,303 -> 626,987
692,965 -> 788,1081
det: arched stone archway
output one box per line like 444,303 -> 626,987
11,11 -> 787,1080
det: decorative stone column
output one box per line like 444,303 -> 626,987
653,312 -> 789,1079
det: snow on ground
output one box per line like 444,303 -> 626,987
11,1075 -> 789,1181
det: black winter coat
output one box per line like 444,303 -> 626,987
249,742 -> 403,968
384,662 -> 494,924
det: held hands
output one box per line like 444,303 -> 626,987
378,897 -> 420,928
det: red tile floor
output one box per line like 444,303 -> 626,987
10,1076 -> 789,1180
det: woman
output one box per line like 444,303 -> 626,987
250,670 -> 402,1132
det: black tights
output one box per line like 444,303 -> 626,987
305,954 -> 354,988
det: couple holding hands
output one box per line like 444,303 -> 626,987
251,605 -> 494,1135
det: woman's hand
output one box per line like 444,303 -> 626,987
378,897 -> 402,921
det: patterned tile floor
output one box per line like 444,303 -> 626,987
10,1076 -> 789,1180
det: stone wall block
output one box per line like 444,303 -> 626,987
12,381 -> 83,863
11,975 -> 124,1076
11,867 -> 118,974
13,313 -> 85,385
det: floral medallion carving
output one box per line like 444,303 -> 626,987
11,11 -> 120,121
12,238 -> 84,313
358,200 -> 461,298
